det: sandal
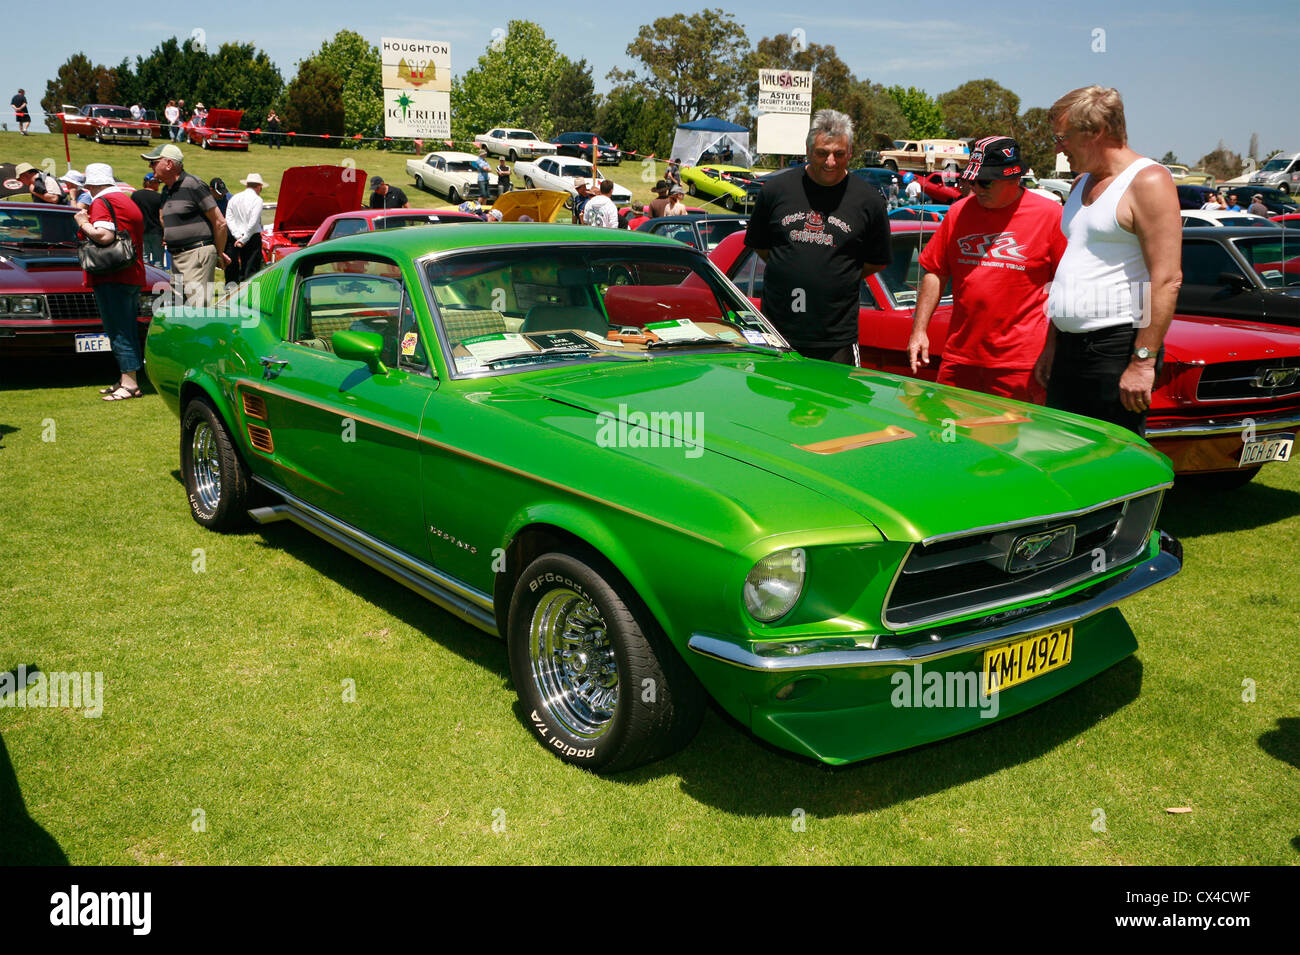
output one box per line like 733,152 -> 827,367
102,386 -> 142,401
99,383 -> 121,394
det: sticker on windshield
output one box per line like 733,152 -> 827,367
461,332 -> 533,362
741,329 -> 767,345
455,355 -> 484,373
716,329 -> 742,342
400,332 -> 419,356
763,333 -> 783,347
1261,269 -> 1283,282
646,319 -> 715,342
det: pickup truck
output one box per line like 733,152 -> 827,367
879,139 -> 970,174
473,128 -> 556,162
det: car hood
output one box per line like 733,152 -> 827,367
1167,313 -> 1300,359
205,109 -> 243,130
512,355 -> 1171,543
273,165 -> 366,234
0,249 -> 92,289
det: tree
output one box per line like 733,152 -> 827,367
282,58 -> 345,142
452,21 -> 570,142
1248,132 -> 1258,160
596,85 -> 676,162
112,58 -> 139,108
1018,107 -> 1055,176
548,59 -> 598,134
133,37 -> 211,113
40,53 -> 118,131
196,43 -> 283,129
841,79 -> 910,154
1158,150 -> 1178,165
1197,141 -> 1242,182
938,79 -> 1021,139
887,86 -> 946,139
622,9 -> 751,121
745,36 -> 853,114
313,30 -> 381,138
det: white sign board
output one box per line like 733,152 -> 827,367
757,69 -> 813,115
757,113 -> 811,157
382,37 -> 451,139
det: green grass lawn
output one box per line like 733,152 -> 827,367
1,130 -> 672,222
1,351 -> 1297,865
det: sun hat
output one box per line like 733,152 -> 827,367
84,163 -> 115,187
141,143 -> 184,162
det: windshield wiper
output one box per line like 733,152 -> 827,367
647,336 -> 768,351
480,347 -> 635,369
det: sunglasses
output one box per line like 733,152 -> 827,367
972,179 -> 999,188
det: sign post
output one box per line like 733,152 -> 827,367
756,70 -> 812,158
381,37 -> 452,142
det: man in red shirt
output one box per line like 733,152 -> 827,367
907,136 -> 1065,403
74,162 -> 148,401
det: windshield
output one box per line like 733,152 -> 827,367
424,245 -> 788,376
445,160 -> 475,172
1260,158 -> 1291,172
92,107 -> 132,120
375,215 -> 476,230
0,208 -> 79,246
506,131 -> 538,140
1231,236 -> 1300,288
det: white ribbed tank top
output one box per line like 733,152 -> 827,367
1046,157 -> 1161,332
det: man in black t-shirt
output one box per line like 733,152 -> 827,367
369,176 -> 409,209
131,173 -> 165,267
745,109 -> 891,363
12,89 -> 30,135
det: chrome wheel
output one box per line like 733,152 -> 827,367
190,420 -> 222,513
529,587 -> 618,739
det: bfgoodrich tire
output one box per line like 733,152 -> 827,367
507,552 -> 704,773
180,398 -> 252,531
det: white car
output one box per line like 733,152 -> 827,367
513,156 -> 633,204
1179,209 -> 1281,228
473,128 -> 556,161
406,151 -> 488,204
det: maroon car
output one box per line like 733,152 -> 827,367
307,208 -> 482,246
261,166 -> 368,264
58,104 -> 152,146
184,109 -> 250,150
712,225 -> 1300,487
0,201 -> 170,356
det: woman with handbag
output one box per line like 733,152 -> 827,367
74,163 -> 148,402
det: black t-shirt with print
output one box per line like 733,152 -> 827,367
369,186 -> 408,209
745,169 -> 891,348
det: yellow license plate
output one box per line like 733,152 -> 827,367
982,627 -> 1073,695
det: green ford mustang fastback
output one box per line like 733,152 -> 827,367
147,224 -> 1182,772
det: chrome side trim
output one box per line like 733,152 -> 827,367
918,483 -> 1173,546
688,533 -> 1182,671
1144,412 -> 1300,438
248,478 -> 498,636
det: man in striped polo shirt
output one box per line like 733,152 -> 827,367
141,143 -> 229,307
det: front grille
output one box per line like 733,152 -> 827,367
1197,356 -> 1300,401
883,490 -> 1164,630
45,293 -> 99,320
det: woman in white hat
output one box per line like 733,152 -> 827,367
73,163 -> 149,401
59,170 -> 91,210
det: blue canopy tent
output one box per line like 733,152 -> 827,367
670,118 -> 753,168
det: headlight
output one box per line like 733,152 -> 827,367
0,296 -> 9,313
743,549 -> 806,623
11,296 -> 43,315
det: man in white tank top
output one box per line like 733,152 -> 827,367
1035,86 -> 1182,436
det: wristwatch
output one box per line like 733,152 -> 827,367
1132,346 -> 1153,360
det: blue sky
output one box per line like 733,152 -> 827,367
5,1 -> 1295,166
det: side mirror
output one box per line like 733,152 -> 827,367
1217,271 -> 1253,291
332,330 -> 388,375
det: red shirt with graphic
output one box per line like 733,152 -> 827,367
918,190 -> 1066,369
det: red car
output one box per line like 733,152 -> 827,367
261,165 -> 368,263
184,109 -> 250,150
58,104 -> 152,146
0,201 -> 170,356
306,208 -> 482,246
711,225 -> 1300,488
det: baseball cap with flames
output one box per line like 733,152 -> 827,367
960,136 -> 1023,182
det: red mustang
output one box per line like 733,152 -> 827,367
712,225 -> 1300,488
184,109 -> 250,150
57,104 -> 152,146
261,165 -> 368,264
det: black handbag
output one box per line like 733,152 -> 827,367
78,197 -> 137,275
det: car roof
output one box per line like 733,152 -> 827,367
289,222 -> 686,257
1184,209 -> 1274,220
323,209 -> 481,222
1182,225 -> 1294,238
431,151 -> 479,162
0,200 -> 73,213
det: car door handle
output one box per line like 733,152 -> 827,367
260,357 -> 289,378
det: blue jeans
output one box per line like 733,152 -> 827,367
93,282 -> 142,374
478,173 -> 490,199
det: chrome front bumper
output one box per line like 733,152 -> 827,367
1145,412 -> 1300,438
688,532 -> 1182,671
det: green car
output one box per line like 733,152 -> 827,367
680,164 -> 765,210
147,224 -> 1182,772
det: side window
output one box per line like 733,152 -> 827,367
731,251 -> 757,295
1181,240 -> 1246,285
327,218 -> 368,240
397,288 -> 430,374
292,259 -> 404,363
